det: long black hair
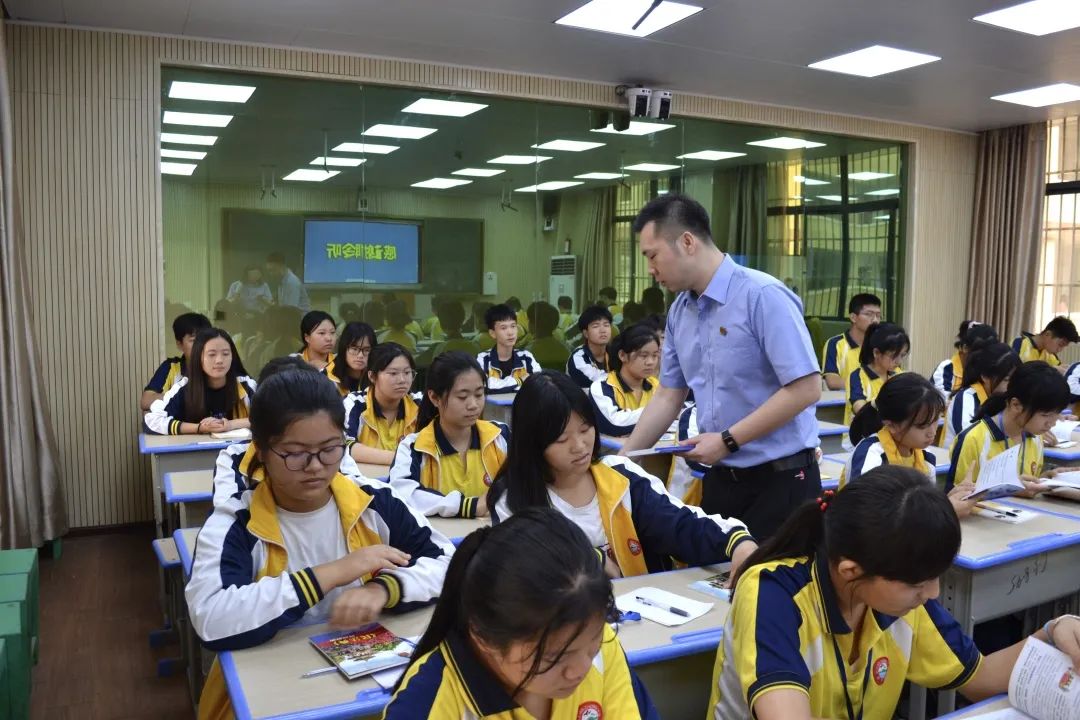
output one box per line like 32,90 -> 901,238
367,342 -> 416,401
487,371 -> 602,513
249,368 -> 345,478
334,321 -> 378,392
849,373 -> 946,445
974,360 -> 1071,422
182,327 -> 248,423
299,310 -> 336,349
732,466 -> 960,589
416,351 -> 486,431
394,508 -> 613,696
858,322 -> 910,367
608,323 -> 660,373
957,322 -> 998,352
960,341 -> 1019,395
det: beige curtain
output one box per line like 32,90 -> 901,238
727,165 -> 768,266
0,22 -> 67,548
966,123 -> 1046,339
580,187 -> 616,308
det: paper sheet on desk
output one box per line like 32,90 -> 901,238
615,587 -> 712,627
964,444 -> 1024,501
371,635 -> 421,690
1051,420 -> 1078,444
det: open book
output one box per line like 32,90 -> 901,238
982,638 -> 1080,719
210,428 -> 252,441
1043,470 -> 1080,492
963,444 -> 1024,502
309,623 -> 413,680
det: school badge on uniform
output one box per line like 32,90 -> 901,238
483,473 -> 492,487
627,538 -> 642,555
577,701 -> 602,720
873,657 -> 889,685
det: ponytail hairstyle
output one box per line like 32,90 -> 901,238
960,341 -> 1020,395
608,323 -> 661,373
416,351 -> 486,431
394,508 -> 613,696
848,373 -> 945,445
487,372 -> 602,513
974,360 -> 1071,423
957,322 -> 998,352
858,322 -> 910,367
732,466 -> 960,590
182,328 -> 248,423
298,310 -> 336,350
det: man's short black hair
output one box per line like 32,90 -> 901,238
1045,316 -> 1080,343
484,303 -> 517,330
577,304 -> 613,332
599,287 -> 617,301
172,312 -> 211,341
557,295 -> 573,310
631,193 -> 713,243
848,293 -> 883,316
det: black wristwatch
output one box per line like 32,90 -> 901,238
721,430 -> 740,454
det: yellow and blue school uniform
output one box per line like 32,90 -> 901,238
566,345 -> 609,388
144,375 -> 257,435
589,371 -> 658,437
708,552 -> 982,720
1065,362 -> 1079,415
420,315 -> 444,340
475,348 -> 539,392
821,330 -> 860,381
343,391 -> 420,452
667,403 -> 705,506
943,382 -> 990,450
947,412 -> 1043,491
389,419 -> 509,517
144,355 -> 186,395
378,327 -> 418,353
931,352 -> 964,396
841,430 -> 937,488
845,365 -> 900,426
385,624 -> 658,719
1012,331 -> 1061,367
325,355 -> 365,396
290,348 -> 335,371
211,440 -> 369,508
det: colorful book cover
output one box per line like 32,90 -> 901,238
689,572 -> 731,601
309,623 -> 413,680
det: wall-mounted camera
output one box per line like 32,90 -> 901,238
616,85 -> 673,120
649,90 -> 673,120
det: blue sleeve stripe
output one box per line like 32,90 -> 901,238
383,650 -> 448,718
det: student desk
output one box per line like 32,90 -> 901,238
1045,429 -> 1080,467
140,434 -> 232,539
1004,492 -> 1080,520
816,389 -> 846,423
356,463 -> 391,480
427,516 -> 488,545
817,421 -> 849,454
482,392 -> 515,426
824,446 -> 951,478
933,695 -> 1009,718
164,470 -> 213,529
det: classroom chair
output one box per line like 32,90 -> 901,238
0,550 -> 38,663
0,601 -> 30,720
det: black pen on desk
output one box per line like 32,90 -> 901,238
976,502 -> 1019,518
635,595 -> 689,617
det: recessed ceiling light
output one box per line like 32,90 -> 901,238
974,0 -> 1080,36
162,110 -> 233,127
625,163 -> 680,172
575,172 -> 627,180
677,150 -> 747,161
748,137 -> 826,150
283,169 -> 340,182
309,156 -> 367,167
332,142 -> 399,155
591,121 -> 677,136
532,139 -> 606,152
865,188 -> 900,196
794,175 -> 830,185
488,155 -> 553,165
818,195 -> 844,202
161,132 -> 217,146
160,148 -> 206,160
362,124 -> 437,140
991,83 -> 1080,107
555,0 -> 703,38
167,81 -> 255,103
412,178 -> 473,189
452,168 -> 505,177
808,45 -> 939,78
848,171 -> 895,181
402,98 -> 488,117
160,161 -> 197,176
873,215 -> 891,220
516,181 -> 585,192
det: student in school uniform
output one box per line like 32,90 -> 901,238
475,303 -> 539,392
707,466 -> 1080,720
505,296 -> 530,336
389,351 -> 509,518
420,296 -> 444,340
598,286 -> 623,326
145,328 -> 256,435
327,321 -> 377,397
430,300 -> 480,357
1067,361 -> 1080,415
187,369 -> 454,720
844,322 -> 908,426
292,310 -> 336,371
667,402 -> 705,506
931,321 -> 998,396
344,343 -> 421,467
488,371 -> 757,580
820,293 -> 881,391
141,312 -> 211,411
526,302 -> 572,370
1012,315 -> 1080,368
565,305 -> 613,388
556,295 -> 577,335
588,324 -> 660,437
378,301 -> 419,353
386,508 -> 659,719
943,341 -> 1020,449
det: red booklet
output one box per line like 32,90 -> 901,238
309,622 -> 413,680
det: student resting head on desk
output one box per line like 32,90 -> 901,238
344,342 -> 420,468
386,508 -> 660,720
708,466 -> 1080,720
488,370 -> 757,580
476,303 -> 539,393
844,321 -> 909,426
943,340 -> 1020,450
188,368 -> 453,720
588,323 -> 661,437
328,320 -> 377,396
144,327 -> 255,436
389,351 -> 509,519
931,320 -> 998,397
140,311 -> 211,411
293,309 -> 336,371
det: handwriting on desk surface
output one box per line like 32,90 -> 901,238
1007,553 -> 1049,595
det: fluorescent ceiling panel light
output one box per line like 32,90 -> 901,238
167,81 -> 255,103
160,148 -> 206,160
865,188 -> 900,196
677,150 -> 747,161
160,161 -> 197,176
992,83 -> 1080,107
309,156 -> 367,167
488,155 -> 553,165
362,124 -> 436,140
162,110 -> 233,127
747,137 -> 826,150
974,0 -> 1080,36
818,195 -> 844,201
402,98 -> 488,117
794,175 -> 830,185
161,132 -> 217,146
591,121 -> 677,136
516,181 -> 585,192
808,45 -> 939,78
555,0 -> 703,38
532,139 -> 606,152
848,171 -> 895,181
625,163 -> 680,172
873,215 -> 891,220
412,178 -> 473,189
283,168 -> 340,182
332,142 -> 399,155
575,172 -> 627,180
452,168 -> 505,177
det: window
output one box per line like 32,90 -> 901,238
1038,119 -> 1080,330
612,177 -> 671,303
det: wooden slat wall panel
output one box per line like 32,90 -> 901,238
6,22 -> 978,527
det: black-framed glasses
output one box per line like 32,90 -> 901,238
347,345 -> 373,357
268,444 -> 346,471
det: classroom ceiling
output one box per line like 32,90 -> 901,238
9,0 -> 1080,132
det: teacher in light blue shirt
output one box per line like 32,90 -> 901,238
620,194 -> 822,540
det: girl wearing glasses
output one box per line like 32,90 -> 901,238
588,324 -> 661,437
327,321 -> 377,396
187,368 -> 453,720
345,343 -> 422,466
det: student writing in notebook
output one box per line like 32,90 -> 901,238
588,324 -> 661,437
943,341 -> 1020,449
565,304 -> 613,388
344,343 -> 420,467
293,310 -> 336,371
328,321 -> 377,396
141,311 -> 211,411
844,322 -> 909,426
475,303 -> 539,393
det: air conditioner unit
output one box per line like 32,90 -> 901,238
549,255 -> 579,311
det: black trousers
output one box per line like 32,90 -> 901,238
701,451 -> 822,541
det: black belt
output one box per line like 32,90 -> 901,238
711,448 -> 817,476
